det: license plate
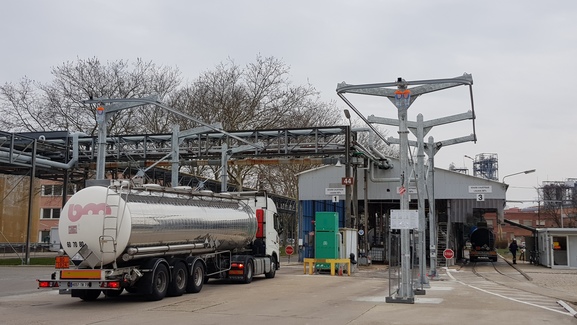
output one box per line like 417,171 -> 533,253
66,282 -> 90,288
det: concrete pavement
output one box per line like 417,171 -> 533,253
1,254 -> 577,324
8,252 -> 577,308
501,256 -> 577,305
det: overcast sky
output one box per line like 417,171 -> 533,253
2,1 -> 576,207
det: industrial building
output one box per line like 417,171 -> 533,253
297,156 -> 506,264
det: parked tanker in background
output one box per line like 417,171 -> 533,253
37,183 -> 281,301
468,223 -> 497,262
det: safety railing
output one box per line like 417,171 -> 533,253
303,258 -> 351,276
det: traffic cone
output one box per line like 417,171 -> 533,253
338,264 -> 343,276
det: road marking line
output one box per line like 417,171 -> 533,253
447,270 -> 572,316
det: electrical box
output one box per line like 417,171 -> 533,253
315,212 -> 339,232
314,212 -> 340,270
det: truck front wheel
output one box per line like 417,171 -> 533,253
186,260 -> 204,293
145,263 -> 169,301
265,256 -> 276,279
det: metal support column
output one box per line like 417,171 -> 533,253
426,136 -> 439,279
416,114 -> 429,290
221,143 -> 229,192
24,140 -> 37,265
345,125 -> 352,228
394,81 -> 413,301
171,125 -> 180,187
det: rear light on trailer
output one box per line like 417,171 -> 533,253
38,280 -> 59,288
100,282 -> 121,289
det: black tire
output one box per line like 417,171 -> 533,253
145,263 -> 169,301
167,262 -> 188,297
243,260 -> 254,284
75,289 -> 101,301
186,260 -> 205,294
264,257 -> 277,279
103,288 -> 123,298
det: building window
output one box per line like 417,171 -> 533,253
41,208 -> 61,219
42,185 -> 63,196
537,220 -> 546,226
40,230 -> 50,243
486,219 -> 494,227
41,184 -> 76,196
523,220 -> 533,227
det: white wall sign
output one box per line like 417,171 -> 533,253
325,188 -> 345,195
468,185 -> 492,193
390,209 -> 419,230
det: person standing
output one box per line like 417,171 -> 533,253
519,243 -> 526,262
509,239 -> 519,264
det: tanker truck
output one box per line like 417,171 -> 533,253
37,182 -> 281,301
468,224 -> 497,262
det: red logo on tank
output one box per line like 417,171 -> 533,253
68,203 -> 112,222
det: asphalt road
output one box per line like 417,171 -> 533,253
0,262 -> 575,325
0,266 -> 55,297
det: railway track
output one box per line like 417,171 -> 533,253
448,258 -> 574,316
472,259 -> 532,282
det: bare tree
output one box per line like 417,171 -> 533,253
0,57 -> 181,135
0,78 -> 48,131
168,55 -> 338,131
169,55 -> 342,193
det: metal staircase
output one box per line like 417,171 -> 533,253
436,222 -> 448,267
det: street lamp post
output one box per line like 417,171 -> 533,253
344,110 -> 353,229
464,155 -> 474,175
502,169 -> 536,183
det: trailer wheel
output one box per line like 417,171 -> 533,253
186,260 -> 204,294
265,256 -> 276,279
74,289 -> 101,301
243,260 -> 254,284
167,262 -> 187,297
145,263 -> 169,301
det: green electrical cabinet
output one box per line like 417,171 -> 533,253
315,212 -> 339,232
314,212 -> 339,270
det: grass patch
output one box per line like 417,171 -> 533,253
0,257 -> 55,266
497,248 -> 510,256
